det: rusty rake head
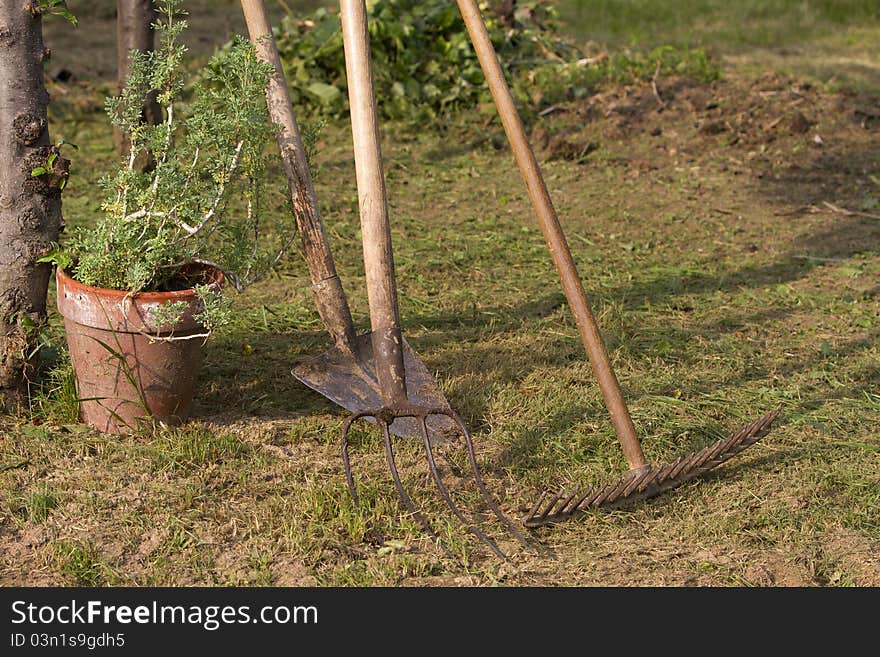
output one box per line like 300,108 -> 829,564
523,407 -> 780,528
340,405 -> 537,560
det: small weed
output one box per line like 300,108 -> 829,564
29,348 -> 79,425
249,553 -> 274,586
53,540 -> 115,586
11,485 -> 62,524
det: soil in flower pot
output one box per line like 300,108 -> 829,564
55,265 -> 223,433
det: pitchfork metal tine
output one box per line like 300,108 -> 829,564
449,411 -> 540,554
419,418 -> 508,560
341,411 -> 371,506
341,409 -> 534,560
381,422 -> 455,559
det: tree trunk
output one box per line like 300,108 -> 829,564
0,1 -> 67,407
115,0 -> 161,160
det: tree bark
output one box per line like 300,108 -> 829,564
0,1 -> 67,407
114,0 -> 161,159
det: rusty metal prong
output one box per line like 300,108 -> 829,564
522,408 -> 783,527
538,487 -> 567,522
445,410 -> 539,554
524,484 -> 591,527
341,410 -> 373,506
557,488 -> 582,515
564,485 -> 595,515
524,490 -> 549,525
524,483 -> 597,527
420,417 -> 508,561
382,422 -> 454,559
621,465 -> 654,498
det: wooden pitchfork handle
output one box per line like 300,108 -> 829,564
455,0 -> 649,471
339,0 -> 408,407
240,0 -> 358,356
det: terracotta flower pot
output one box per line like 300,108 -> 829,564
55,265 -> 223,433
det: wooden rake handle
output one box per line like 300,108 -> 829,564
455,0 -> 648,470
339,0 -> 408,406
240,0 -> 358,354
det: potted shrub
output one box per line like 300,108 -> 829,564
47,0 -> 296,433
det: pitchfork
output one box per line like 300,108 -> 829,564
337,0 -> 536,559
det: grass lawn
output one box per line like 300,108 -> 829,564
558,0 -> 880,93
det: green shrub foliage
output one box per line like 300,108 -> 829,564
273,0 -> 719,120
66,0 -> 293,303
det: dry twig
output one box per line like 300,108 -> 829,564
652,62 -> 667,110
822,201 -> 880,221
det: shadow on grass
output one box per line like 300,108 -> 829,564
193,245 -> 877,430
191,100 -> 880,447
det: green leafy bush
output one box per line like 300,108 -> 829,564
52,0 -> 299,332
274,0 -> 581,119
272,0 -> 719,121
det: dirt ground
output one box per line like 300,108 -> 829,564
2,2 -> 878,587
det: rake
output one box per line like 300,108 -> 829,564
454,0 -> 779,528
